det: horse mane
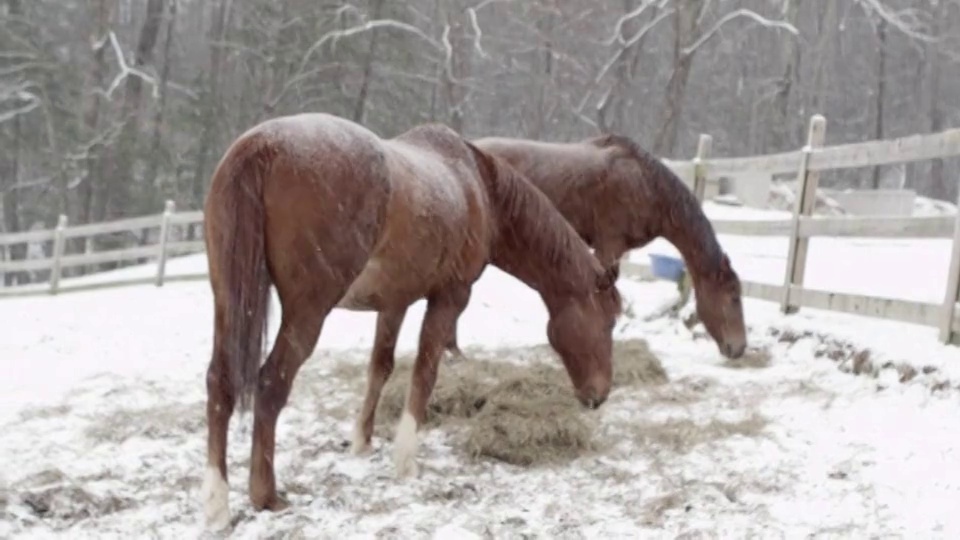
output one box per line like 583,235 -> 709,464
465,140 -> 617,300
592,133 -> 725,275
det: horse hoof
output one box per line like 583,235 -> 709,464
351,440 -> 372,456
394,455 -> 420,479
251,493 -> 290,512
200,466 -> 230,531
392,411 -> 420,479
265,495 -> 290,512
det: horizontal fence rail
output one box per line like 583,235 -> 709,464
2,114 -> 960,345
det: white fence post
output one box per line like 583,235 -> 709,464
692,133 -> 713,202
781,114 -> 827,314
156,200 -> 176,287
49,214 -> 68,294
938,189 -> 960,343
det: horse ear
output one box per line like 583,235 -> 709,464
464,140 -> 498,184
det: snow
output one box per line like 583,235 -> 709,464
2,203 -> 960,538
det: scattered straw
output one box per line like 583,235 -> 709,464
612,339 -> 669,387
722,347 -> 773,370
629,413 -> 768,453
376,362 -> 495,430
356,338 -> 668,466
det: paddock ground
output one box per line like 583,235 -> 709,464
1,256 -> 960,539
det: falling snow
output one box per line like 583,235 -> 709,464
2,202 -> 960,538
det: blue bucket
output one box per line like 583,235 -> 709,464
649,254 -> 686,282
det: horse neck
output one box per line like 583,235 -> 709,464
492,239 -> 594,316
480,157 -> 599,314
657,186 -> 724,284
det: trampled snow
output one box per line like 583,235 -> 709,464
1,203 -> 959,538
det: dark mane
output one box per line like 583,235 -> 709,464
465,140 -> 614,299
592,133 -> 725,272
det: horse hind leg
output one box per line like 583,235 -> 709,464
394,285 -> 471,478
351,306 -> 408,455
248,293 -> 336,511
201,304 -> 234,531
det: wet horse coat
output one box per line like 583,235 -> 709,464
199,113 -> 622,530
440,134 -> 748,359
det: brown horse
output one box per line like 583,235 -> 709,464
199,113 -> 622,530
440,133 -> 746,360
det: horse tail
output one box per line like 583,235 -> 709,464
205,133 -> 275,413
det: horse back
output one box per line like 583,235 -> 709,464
474,136 -> 617,241
371,127 -> 492,275
334,124 -> 493,310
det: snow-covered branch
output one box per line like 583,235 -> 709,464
102,31 -> 198,101
295,19 -> 443,78
466,8 -> 489,59
854,0 -> 937,42
593,8 -> 675,87
440,24 -> 457,83
0,92 -> 39,125
681,9 -> 800,57
603,0 -> 670,46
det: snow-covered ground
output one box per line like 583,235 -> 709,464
2,204 -> 960,539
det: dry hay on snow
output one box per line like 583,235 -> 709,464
340,338 -> 668,467
722,346 -> 773,370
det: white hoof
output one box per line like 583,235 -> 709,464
393,410 -> 420,479
200,465 -> 230,531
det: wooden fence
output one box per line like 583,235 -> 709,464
3,114 -> 960,344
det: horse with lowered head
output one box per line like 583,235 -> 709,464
199,113 -> 622,530
439,133 -> 747,360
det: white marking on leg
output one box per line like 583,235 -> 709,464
200,465 -> 230,531
393,410 -> 420,478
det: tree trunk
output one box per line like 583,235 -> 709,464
143,0 -> 178,196
1,0 -> 24,285
809,0 -> 837,117
191,0 -> 232,213
79,0 -> 114,227
102,0 -> 166,220
870,18 -> 886,190
769,0 -> 802,152
597,0 -> 644,135
352,0 -> 387,124
652,0 -> 703,156
926,0 -> 947,201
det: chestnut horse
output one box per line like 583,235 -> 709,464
199,113 -> 622,529
440,134 -> 746,360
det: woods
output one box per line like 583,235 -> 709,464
0,0 -> 957,241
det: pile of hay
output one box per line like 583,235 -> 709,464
363,338 -> 668,467
461,375 -> 590,466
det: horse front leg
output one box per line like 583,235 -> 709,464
442,288 -> 474,363
351,306 -> 408,455
442,322 -> 469,363
394,285 -> 471,478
